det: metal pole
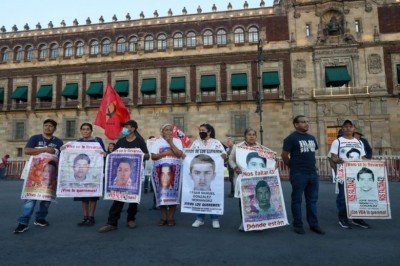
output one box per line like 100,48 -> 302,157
256,39 -> 264,145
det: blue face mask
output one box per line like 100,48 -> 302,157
121,127 -> 129,137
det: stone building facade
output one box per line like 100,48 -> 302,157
0,0 -> 399,159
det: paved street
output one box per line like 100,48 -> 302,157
1,179 -> 399,266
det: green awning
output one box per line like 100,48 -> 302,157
200,75 -> 216,91
62,83 -> 78,99
397,64 -> 400,83
325,66 -> 351,86
262,71 -> 280,88
86,82 -> 103,96
0,87 -> 4,101
141,78 -> 157,94
231,73 -> 247,90
169,77 -> 186,93
115,80 -> 129,96
11,86 -> 28,101
36,85 -> 53,99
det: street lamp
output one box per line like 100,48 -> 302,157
255,39 -> 264,145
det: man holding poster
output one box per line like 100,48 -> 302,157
14,119 -> 63,234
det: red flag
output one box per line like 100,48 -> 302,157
94,84 -> 130,140
172,125 -> 192,148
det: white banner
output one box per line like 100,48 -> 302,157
57,142 -> 104,197
240,169 -> 289,231
104,148 -> 144,203
21,153 -> 58,201
181,149 -> 224,215
344,160 -> 391,219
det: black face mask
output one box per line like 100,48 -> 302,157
199,132 -> 208,140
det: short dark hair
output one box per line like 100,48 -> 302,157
43,119 -> 57,128
255,180 -> 270,193
293,115 -> 306,125
246,152 -> 266,167
190,154 -> 215,172
117,157 -> 133,169
357,167 -> 374,182
346,148 -> 361,158
73,153 -> 90,166
80,123 -> 93,131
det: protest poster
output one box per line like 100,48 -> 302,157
234,145 -> 276,198
152,157 -> 182,206
181,149 -> 224,215
57,142 -> 104,197
344,160 -> 391,219
21,153 -> 58,201
240,169 -> 289,231
104,148 -> 144,203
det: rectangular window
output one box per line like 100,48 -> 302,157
306,24 -> 311,37
326,127 -> 342,146
65,120 -> 76,139
233,114 -> 247,135
14,121 -> 26,140
355,20 -> 361,33
17,148 -> 23,157
173,116 -> 185,132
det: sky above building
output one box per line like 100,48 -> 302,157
0,0 -> 275,31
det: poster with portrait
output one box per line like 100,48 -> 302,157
234,145 -> 277,198
152,157 -> 182,206
21,153 -> 59,201
181,149 -> 224,215
104,148 -> 144,203
57,142 -> 104,197
240,169 -> 289,231
344,161 -> 391,219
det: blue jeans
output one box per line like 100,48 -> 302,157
196,214 -> 219,221
17,200 -> 51,225
336,183 -> 347,221
290,173 -> 319,228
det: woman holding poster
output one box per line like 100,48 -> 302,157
74,123 -> 106,226
228,128 -> 277,231
190,123 -> 227,229
151,124 -> 183,226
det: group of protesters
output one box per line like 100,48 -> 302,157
12,115 -> 377,235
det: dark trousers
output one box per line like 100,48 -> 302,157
336,183 -> 348,221
107,201 -> 138,226
290,173 -> 319,228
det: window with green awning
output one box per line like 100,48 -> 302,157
36,85 -> 53,99
141,78 -> 157,94
325,66 -> 351,87
231,73 -> 248,90
396,64 -> 400,83
62,83 -> 79,99
0,87 -> 4,102
262,71 -> 280,88
11,86 -> 28,101
169,77 -> 186,93
86,82 -> 103,96
115,80 -> 129,97
200,75 -> 216,91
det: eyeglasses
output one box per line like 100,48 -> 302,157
297,120 -> 309,124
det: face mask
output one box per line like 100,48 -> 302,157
199,132 -> 208,140
122,127 -> 129,137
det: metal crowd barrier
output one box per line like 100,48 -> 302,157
4,156 -> 400,182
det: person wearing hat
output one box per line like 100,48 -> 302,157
330,119 -> 370,229
14,119 -> 63,234
354,130 -> 372,159
98,119 -> 149,233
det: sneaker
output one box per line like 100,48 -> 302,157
192,219 -> 204,228
212,220 -> 220,229
127,220 -> 137,229
310,226 -> 325,235
293,226 -> 305,234
352,219 -> 370,229
238,224 -> 244,232
34,219 -> 49,227
14,224 -> 28,234
339,219 -> 352,229
98,224 -> 117,233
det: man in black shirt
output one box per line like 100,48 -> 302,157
99,120 -> 149,233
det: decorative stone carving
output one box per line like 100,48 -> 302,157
365,3 -> 372,13
332,103 -> 348,115
317,104 -> 331,116
294,11 -> 301,19
294,60 -> 306,79
293,87 -> 311,98
368,54 -> 382,74
349,101 -> 358,115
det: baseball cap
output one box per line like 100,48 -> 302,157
342,119 -> 354,126
120,120 -> 138,128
